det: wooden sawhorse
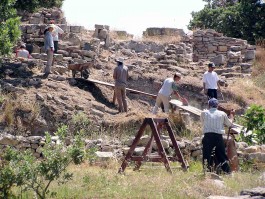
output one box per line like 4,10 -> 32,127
118,118 -> 188,173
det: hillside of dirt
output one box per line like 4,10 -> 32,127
0,7 -> 264,137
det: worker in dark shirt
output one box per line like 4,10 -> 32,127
113,57 -> 128,113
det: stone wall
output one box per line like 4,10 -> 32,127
193,29 -> 255,65
143,27 -> 186,38
93,24 -> 111,47
18,7 -> 66,24
1,133 -> 265,164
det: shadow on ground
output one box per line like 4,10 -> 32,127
73,78 -> 116,109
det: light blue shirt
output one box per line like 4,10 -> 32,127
201,108 -> 233,134
44,31 -> 54,51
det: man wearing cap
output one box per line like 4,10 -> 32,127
113,57 -> 128,113
50,20 -> 64,54
203,62 -> 221,99
201,98 -> 235,174
152,73 -> 185,114
43,24 -> 55,78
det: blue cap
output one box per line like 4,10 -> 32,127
208,98 -> 219,108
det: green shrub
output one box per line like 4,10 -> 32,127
238,104 -> 265,145
14,0 -> 65,13
0,125 -> 92,199
0,0 -> 21,56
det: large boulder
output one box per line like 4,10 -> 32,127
244,50 -> 255,60
210,54 -> 226,66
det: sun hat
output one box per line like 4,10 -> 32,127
45,24 -> 55,30
208,98 -> 219,108
115,57 -> 124,63
208,62 -> 216,68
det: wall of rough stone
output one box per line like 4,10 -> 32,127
193,29 -> 255,65
1,133 -> 265,164
143,28 -> 186,38
18,7 -> 66,24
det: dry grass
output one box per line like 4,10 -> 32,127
0,93 -> 40,133
227,47 -> 265,107
228,78 -> 265,107
142,35 -> 181,45
252,47 -> 265,77
252,47 -> 265,89
14,161 -> 265,199
109,30 -> 133,41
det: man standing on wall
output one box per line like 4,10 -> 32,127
113,57 -> 128,113
152,72 -> 186,114
201,98 -> 235,174
43,24 -> 54,78
203,62 -> 221,99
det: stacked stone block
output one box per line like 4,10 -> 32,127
143,27 -> 186,38
193,29 -> 255,66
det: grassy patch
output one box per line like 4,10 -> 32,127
13,161 -> 265,199
253,47 -> 265,89
228,78 -> 265,107
142,35 -> 181,45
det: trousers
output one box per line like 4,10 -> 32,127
202,133 -> 231,173
115,85 -> 127,112
44,50 -> 54,74
152,93 -> 170,114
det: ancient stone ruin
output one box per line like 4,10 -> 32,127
193,29 -> 255,68
143,27 -> 186,37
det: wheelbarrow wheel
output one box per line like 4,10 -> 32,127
82,69 -> 90,79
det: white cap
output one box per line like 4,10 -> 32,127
115,57 -> 124,63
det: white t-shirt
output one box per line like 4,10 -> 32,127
52,25 -> 64,41
16,49 -> 30,58
203,71 -> 219,89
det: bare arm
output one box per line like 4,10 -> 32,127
113,68 -> 117,80
203,82 -> 206,91
217,80 -> 221,91
203,74 -> 207,94
57,26 -> 64,34
173,91 -> 184,100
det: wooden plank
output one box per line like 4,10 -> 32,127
85,78 -> 157,98
78,78 -> 243,135
170,99 -> 202,116
170,99 -> 243,134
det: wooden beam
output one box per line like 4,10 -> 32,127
82,78 -> 157,98
170,99 -> 243,134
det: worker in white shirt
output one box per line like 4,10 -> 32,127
203,62 -> 221,99
201,98 -> 235,174
50,20 -> 64,54
16,44 -> 32,59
